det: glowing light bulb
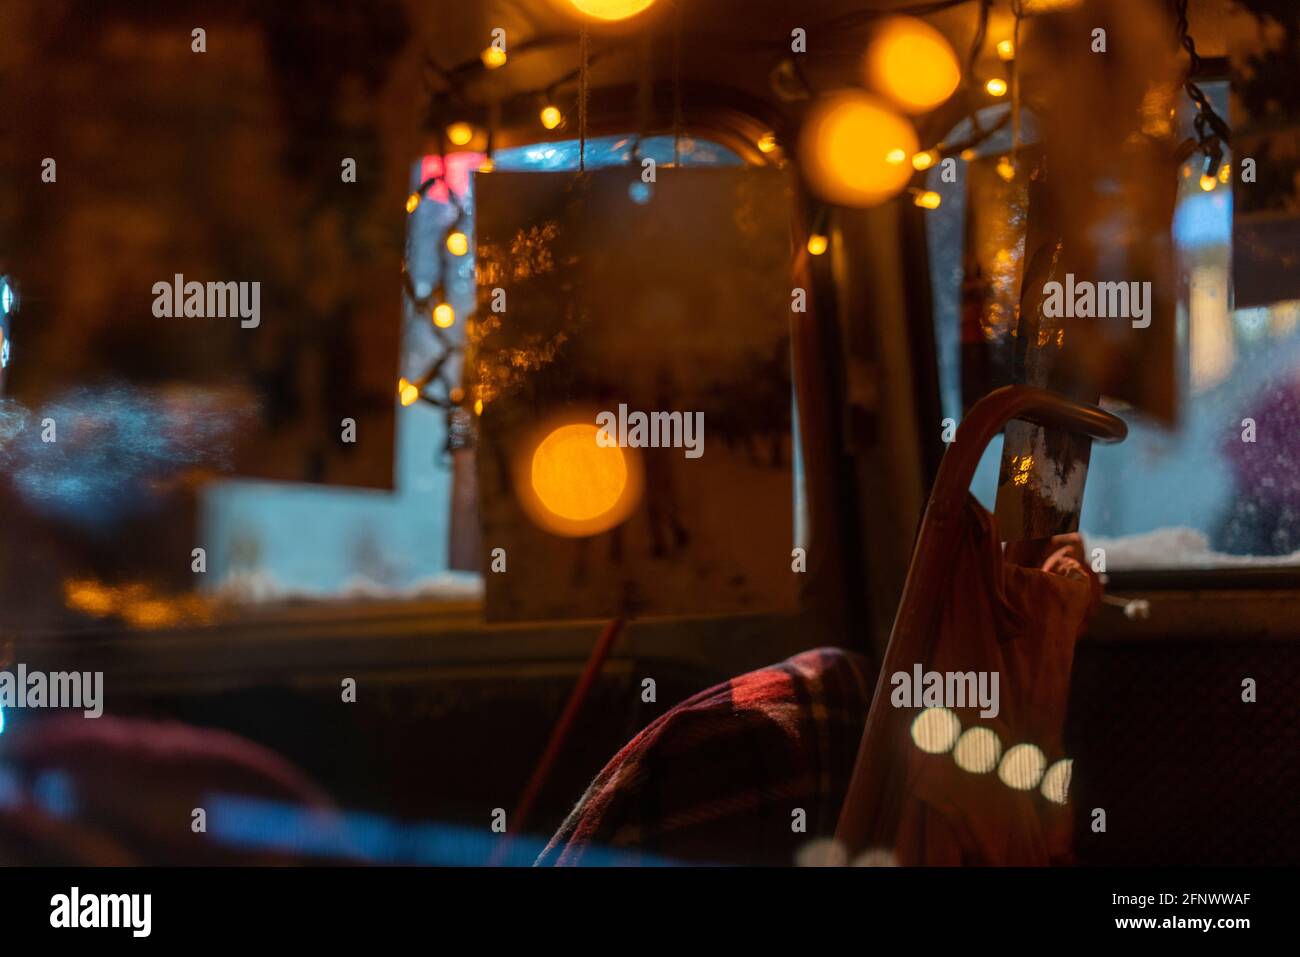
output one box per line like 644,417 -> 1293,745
1199,173 -> 1217,192
398,378 -> 420,406
913,190 -> 941,209
985,77 -> 1008,97
807,233 -> 829,256
540,105 -> 563,130
478,158 -> 495,173
885,148 -> 907,165
481,46 -> 507,69
1217,162 -> 1231,184
447,122 -> 474,147
405,192 -> 421,214
996,155 -> 1016,181
960,148 -> 976,161
799,92 -> 918,207
433,303 -> 456,328
863,16 -> 961,114
446,230 -> 469,256
474,398 -> 484,416
996,39 -> 1015,61
911,149 -> 938,171
568,0 -> 656,21
757,132 -> 778,154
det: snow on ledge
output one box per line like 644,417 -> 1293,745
1088,527 -> 1300,570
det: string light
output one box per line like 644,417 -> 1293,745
446,122 -> 474,147
405,192 -> 422,214
911,149 -> 938,171
807,233 -> 829,256
1199,172 -> 1216,192
996,39 -> 1015,61
885,148 -> 907,165
863,16 -> 961,114
398,378 -> 420,407
912,189 -> 941,209
1217,162 -> 1231,184
433,302 -> 456,329
756,132 -> 778,154
446,230 -> 469,256
474,398 -> 484,416
540,105 -> 563,130
481,46 -> 507,69
996,155 -> 1016,181
985,77 -> 1007,97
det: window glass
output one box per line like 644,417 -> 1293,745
201,135 -> 759,603
931,83 -> 1300,568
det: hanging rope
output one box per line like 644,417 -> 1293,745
1010,0 -> 1022,161
672,0 -> 683,166
578,24 -> 590,172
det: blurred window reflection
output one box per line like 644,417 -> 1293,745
201,135 -> 772,603
930,83 -> 1300,568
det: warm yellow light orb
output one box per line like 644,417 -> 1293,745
911,149 -> 937,171
398,378 -> 420,406
996,155 -> 1016,181
446,230 -> 469,256
1199,173 -> 1217,192
756,132 -> 778,154
910,707 -> 961,754
433,303 -> 455,328
473,398 -> 484,416
447,122 -> 474,147
540,105 -> 563,130
799,92 -> 918,207
913,190 -> 941,209
481,46 -> 507,69
405,192 -> 421,214
863,17 -> 961,114
885,148 -> 907,165
807,233 -> 829,256
997,743 -> 1047,790
568,0 -> 656,21
996,39 -> 1015,61
531,423 -> 629,524
985,77 -> 1008,97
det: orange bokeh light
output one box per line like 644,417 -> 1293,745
799,92 -> 917,207
516,419 -> 642,537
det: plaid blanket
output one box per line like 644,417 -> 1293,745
536,646 -> 876,866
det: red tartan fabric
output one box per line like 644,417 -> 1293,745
537,646 -> 876,866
